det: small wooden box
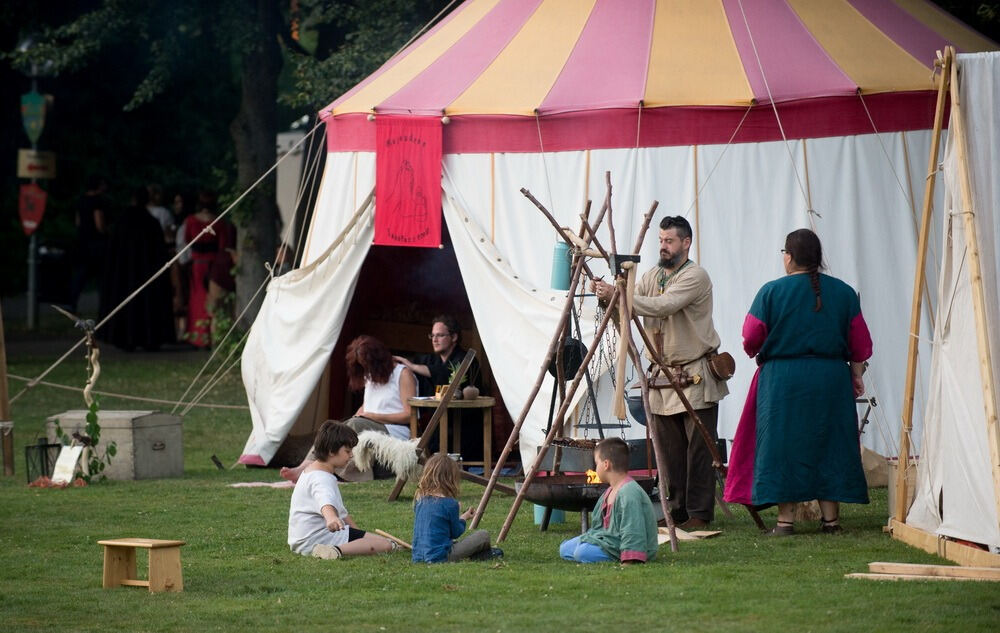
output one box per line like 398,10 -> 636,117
46,410 -> 183,480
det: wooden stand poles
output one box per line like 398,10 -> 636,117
895,49 -> 952,523
387,350 -> 477,502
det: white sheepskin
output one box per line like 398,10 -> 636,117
353,431 -> 422,480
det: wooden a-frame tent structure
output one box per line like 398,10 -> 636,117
890,47 -> 1000,566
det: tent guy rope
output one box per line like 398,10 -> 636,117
9,118 -> 324,406
6,374 -> 249,410
735,0 -> 813,230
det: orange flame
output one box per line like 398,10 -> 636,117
586,469 -> 601,484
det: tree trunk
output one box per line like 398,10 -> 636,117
230,0 -> 282,326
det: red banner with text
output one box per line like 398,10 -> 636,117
18,183 -> 47,236
374,116 -> 442,247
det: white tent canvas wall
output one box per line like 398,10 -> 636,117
893,50 -> 1000,564
239,0 -> 997,470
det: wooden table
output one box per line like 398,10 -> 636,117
408,396 -> 496,474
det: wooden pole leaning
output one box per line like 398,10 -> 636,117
895,48 -> 952,523
624,320 -> 678,551
629,313 -> 766,531
471,186 -> 608,529
495,285 -> 623,543
387,349 -> 476,502
470,240 -> 591,529
947,54 -> 1000,524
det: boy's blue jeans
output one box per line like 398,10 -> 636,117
559,536 -> 613,563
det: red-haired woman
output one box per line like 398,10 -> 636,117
281,335 -> 416,482
344,335 -> 417,439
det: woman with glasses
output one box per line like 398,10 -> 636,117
724,229 -> 873,535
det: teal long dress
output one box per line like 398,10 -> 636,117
736,273 -> 873,505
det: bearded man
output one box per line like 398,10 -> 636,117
592,216 -> 728,529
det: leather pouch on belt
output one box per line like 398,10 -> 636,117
707,351 -> 736,381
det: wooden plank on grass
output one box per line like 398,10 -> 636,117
846,573 -> 995,582
869,562 -> 1000,580
888,519 -> 1000,568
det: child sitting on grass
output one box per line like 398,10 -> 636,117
287,420 -> 397,559
411,453 -> 502,563
559,437 -> 658,564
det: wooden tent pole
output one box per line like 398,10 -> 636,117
895,49 -> 952,523
901,131 -> 936,331
387,349 -> 476,501
947,54 -> 1000,524
496,286 -> 622,543
469,236 -> 590,528
623,298 -> 679,552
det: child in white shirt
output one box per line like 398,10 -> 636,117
287,421 -> 397,559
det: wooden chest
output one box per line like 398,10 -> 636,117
46,410 -> 183,480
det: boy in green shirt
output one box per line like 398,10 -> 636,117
559,437 -> 659,564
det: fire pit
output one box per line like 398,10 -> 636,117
515,474 -> 657,513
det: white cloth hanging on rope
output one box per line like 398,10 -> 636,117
905,52 -> 1000,552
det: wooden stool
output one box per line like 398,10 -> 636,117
99,538 -> 186,592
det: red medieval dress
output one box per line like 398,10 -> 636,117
183,214 -> 232,347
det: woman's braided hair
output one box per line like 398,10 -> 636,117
785,229 -> 825,311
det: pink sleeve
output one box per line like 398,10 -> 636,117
620,550 -> 648,563
848,312 -> 873,362
742,313 -> 768,358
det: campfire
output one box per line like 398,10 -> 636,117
585,469 -> 601,484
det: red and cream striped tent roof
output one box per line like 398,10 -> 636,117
321,0 -> 995,153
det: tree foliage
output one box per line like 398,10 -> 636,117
283,0 -> 452,111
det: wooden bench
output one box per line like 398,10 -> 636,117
98,538 -> 186,592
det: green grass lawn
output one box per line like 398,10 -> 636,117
1,347 -> 998,632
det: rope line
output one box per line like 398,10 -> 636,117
290,129 -> 327,264
8,120 -> 324,407
181,337 -> 250,417
180,326 -> 253,417
6,374 -> 249,410
174,121 -> 328,416
534,111 -> 558,223
736,0 -> 812,228
170,270 -> 271,414
383,0 -> 461,66
679,106 -> 753,220
858,93 -> 919,217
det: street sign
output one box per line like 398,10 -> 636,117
20,90 -> 46,144
18,183 -> 47,235
17,149 -> 56,179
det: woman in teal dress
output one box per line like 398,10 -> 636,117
724,229 -> 872,534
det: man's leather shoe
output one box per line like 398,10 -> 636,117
678,517 -> 709,530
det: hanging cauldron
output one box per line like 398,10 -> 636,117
537,438 -> 651,472
516,474 -> 658,513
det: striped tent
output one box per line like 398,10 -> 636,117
321,0 -> 995,152
240,0 -> 996,470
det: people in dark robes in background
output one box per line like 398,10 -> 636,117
69,175 -> 110,313
98,186 -> 174,351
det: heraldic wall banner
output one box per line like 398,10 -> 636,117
374,116 -> 443,247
